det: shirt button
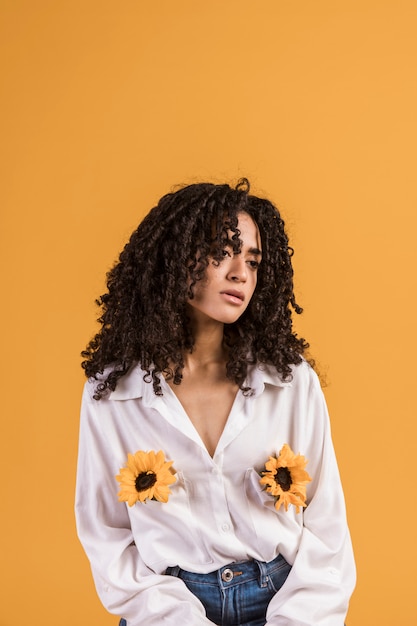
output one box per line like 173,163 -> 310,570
221,523 -> 230,532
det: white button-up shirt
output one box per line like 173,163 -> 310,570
75,360 -> 355,625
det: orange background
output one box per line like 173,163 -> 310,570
1,1 -> 416,624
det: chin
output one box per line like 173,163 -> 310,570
218,313 -> 245,325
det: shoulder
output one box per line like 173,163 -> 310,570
254,358 -> 319,390
83,362 -> 148,402
290,358 -> 321,389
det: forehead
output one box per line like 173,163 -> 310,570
236,212 -> 262,250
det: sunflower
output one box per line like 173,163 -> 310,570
259,443 -> 312,513
116,450 -> 176,506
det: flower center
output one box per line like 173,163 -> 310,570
275,467 -> 292,491
135,471 -> 157,492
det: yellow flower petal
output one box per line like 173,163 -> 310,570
137,489 -> 150,502
153,484 -> 172,503
116,449 -> 177,505
135,450 -> 150,472
126,452 -> 139,473
277,444 -> 294,467
260,443 -> 312,514
128,493 -> 139,507
153,450 -> 166,471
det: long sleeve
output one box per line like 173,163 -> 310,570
265,371 -> 356,625
75,384 -> 215,626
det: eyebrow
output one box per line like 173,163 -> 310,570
223,238 -> 262,256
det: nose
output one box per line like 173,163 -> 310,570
226,255 -> 247,282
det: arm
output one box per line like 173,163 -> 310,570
75,384 -> 215,626
266,371 -> 356,625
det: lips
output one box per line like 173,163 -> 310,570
220,289 -> 245,302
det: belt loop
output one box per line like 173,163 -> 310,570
255,559 -> 269,588
166,565 -> 181,577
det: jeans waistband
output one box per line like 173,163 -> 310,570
165,553 -> 285,589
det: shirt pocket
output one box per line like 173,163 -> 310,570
128,469 -> 214,570
243,468 -> 302,556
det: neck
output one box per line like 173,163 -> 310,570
184,314 -> 227,370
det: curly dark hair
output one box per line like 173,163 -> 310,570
81,178 -> 310,399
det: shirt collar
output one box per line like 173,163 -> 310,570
107,364 -> 147,400
108,361 -> 292,401
248,363 -> 292,397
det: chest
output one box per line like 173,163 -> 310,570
168,378 -> 239,457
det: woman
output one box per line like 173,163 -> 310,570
75,179 -> 355,625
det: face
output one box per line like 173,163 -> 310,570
187,212 -> 262,325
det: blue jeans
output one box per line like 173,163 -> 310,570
119,554 -> 291,626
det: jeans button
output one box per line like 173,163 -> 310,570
221,568 -> 234,582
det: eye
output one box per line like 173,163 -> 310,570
221,249 -> 231,258
247,259 -> 260,270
